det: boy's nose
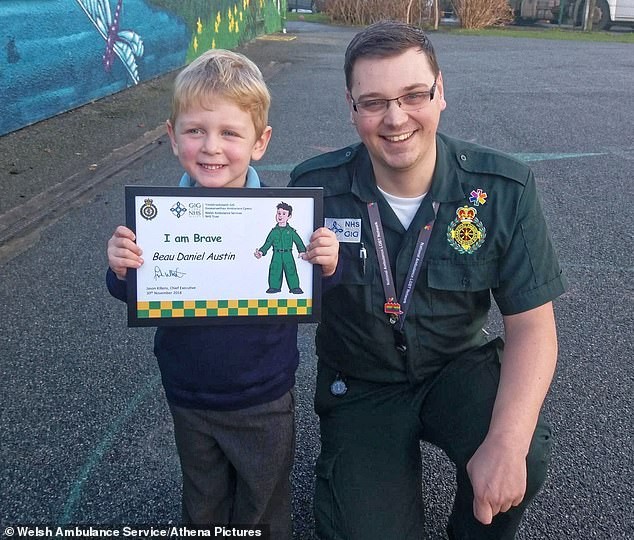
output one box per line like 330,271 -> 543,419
202,135 -> 221,153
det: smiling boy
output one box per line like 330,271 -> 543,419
106,50 -> 338,538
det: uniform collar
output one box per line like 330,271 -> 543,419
350,137 -> 465,204
351,147 -> 383,203
178,166 -> 261,188
430,134 -> 468,203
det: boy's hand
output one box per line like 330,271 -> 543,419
254,249 -> 263,259
107,225 -> 143,281
302,227 -> 339,277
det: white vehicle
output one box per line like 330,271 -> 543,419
511,0 -> 634,30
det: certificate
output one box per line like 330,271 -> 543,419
125,186 -> 323,327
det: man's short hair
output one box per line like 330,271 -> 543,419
170,49 -> 270,137
344,20 -> 440,90
277,202 -> 293,215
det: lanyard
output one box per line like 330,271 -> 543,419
367,201 -> 437,334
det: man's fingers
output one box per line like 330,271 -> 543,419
473,499 -> 494,525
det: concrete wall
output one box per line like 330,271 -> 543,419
1,0 -> 286,136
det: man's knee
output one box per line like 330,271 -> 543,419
525,420 -> 553,500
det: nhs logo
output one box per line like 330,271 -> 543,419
325,217 -> 361,243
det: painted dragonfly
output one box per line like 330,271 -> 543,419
75,0 -> 144,84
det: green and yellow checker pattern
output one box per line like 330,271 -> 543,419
137,299 -> 312,319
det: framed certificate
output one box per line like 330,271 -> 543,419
125,186 -> 323,326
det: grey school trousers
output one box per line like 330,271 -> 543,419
314,342 -> 553,540
168,390 -> 295,540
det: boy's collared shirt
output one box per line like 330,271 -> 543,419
178,166 -> 261,188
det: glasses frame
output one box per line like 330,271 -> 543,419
351,80 -> 437,117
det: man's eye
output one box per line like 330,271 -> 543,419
360,99 -> 386,111
402,92 -> 427,104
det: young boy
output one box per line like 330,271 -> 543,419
106,49 -> 338,539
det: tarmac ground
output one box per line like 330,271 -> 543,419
1,21 -> 633,540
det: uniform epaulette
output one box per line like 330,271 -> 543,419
290,144 -> 362,181
453,144 -> 530,186
437,132 -> 531,186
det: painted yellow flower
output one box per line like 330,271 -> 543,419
239,11 -> 243,21
196,17 -> 202,34
212,38 -> 216,49
216,11 -> 221,24
193,35 -> 198,51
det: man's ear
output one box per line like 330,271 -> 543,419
436,71 -> 447,112
346,90 -> 356,125
251,125 -> 272,161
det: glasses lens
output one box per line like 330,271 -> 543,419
356,99 -> 387,115
399,92 -> 430,110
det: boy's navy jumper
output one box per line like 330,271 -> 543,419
106,167 -> 299,411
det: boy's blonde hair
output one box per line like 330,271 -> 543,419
170,49 -> 270,137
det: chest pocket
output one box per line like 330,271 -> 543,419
328,242 -> 375,318
427,258 -> 499,291
426,258 -> 499,318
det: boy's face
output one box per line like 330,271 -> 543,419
276,208 -> 291,226
167,96 -> 271,188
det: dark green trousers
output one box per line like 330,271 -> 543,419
314,341 -> 552,540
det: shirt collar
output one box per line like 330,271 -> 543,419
350,136 -> 466,204
178,166 -> 261,188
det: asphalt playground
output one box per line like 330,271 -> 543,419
1,21 -> 633,539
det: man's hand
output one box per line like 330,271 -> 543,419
107,225 -> 143,280
302,227 -> 339,277
466,436 -> 527,525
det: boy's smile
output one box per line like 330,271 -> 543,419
167,96 -> 271,189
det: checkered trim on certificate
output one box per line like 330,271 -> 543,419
137,299 -> 313,319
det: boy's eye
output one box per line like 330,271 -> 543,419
187,128 -> 203,135
222,130 -> 239,137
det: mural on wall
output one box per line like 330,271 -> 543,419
75,0 -> 144,84
0,0 -> 285,137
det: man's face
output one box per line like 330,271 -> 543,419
276,208 -> 291,226
347,47 -> 446,188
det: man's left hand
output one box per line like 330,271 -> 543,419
466,435 -> 527,525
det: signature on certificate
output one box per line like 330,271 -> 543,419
154,266 -> 187,281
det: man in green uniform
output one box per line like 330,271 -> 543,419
255,202 -> 306,294
290,20 -> 566,540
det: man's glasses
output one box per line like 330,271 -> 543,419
351,80 -> 437,117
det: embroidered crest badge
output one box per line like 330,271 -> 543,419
447,206 -> 486,254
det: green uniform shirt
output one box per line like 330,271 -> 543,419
290,133 -> 567,383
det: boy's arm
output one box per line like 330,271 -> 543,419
302,227 -> 339,277
106,267 -> 128,302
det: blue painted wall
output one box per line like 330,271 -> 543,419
0,0 -> 285,136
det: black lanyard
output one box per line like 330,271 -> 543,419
367,201 -> 437,335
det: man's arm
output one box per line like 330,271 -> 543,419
467,301 -> 558,524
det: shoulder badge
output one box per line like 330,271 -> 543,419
447,206 -> 486,254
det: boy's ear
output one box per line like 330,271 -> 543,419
251,125 -> 272,161
166,119 -> 179,156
